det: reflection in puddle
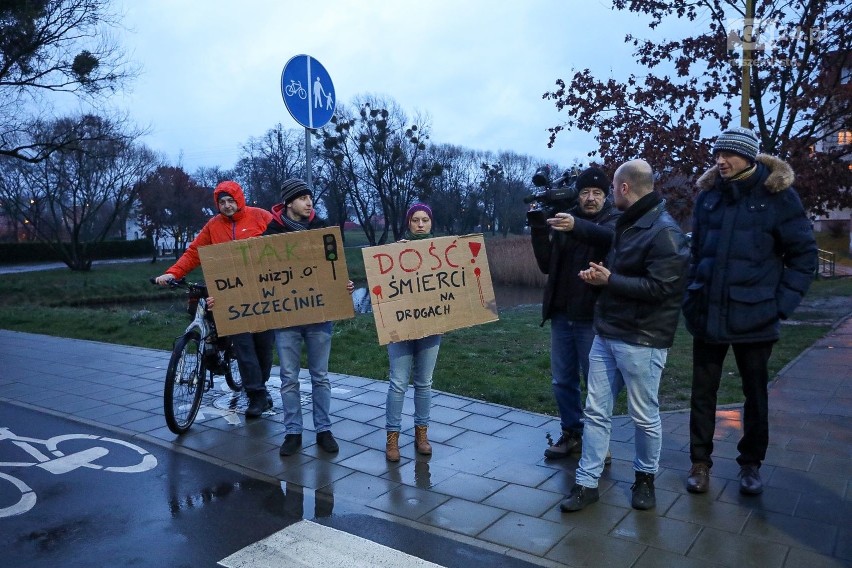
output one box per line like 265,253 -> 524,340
414,461 -> 432,489
280,482 -> 334,518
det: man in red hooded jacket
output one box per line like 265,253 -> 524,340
155,180 -> 276,418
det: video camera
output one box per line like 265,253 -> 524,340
525,165 -> 581,229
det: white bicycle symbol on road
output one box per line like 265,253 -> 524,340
0,426 -> 158,518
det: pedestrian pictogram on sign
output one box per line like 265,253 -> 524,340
280,55 -> 336,129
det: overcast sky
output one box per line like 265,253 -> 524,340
105,0 -> 705,174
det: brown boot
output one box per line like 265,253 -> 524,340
386,431 -> 400,462
414,425 -> 432,455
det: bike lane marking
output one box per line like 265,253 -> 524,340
0,472 -> 36,517
1,420 -> 158,518
37,447 -> 109,474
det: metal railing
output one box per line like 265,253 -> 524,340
817,248 -> 835,278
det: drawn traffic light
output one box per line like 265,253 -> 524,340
323,233 -> 338,279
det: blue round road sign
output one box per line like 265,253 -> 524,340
280,55 -> 336,129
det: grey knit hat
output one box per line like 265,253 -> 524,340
280,178 -> 312,204
712,127 -> 760,162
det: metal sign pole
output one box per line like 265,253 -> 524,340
305,127 -> 313,191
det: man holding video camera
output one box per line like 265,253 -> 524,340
530,166 -> 619,460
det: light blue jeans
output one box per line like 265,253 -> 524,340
275,322 -> 333,435
386,335 -> 442,431
575,336 -> 667,488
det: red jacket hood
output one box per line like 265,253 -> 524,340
213,181 -> 247,213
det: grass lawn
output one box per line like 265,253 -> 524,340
0,255 -> 848,417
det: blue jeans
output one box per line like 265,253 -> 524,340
386,335 -> 442,431
550,314 -> 595,433
275,322 -> 333,435
575,336 -> 667,488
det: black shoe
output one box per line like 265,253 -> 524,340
686,463 -> 710,494
246,392 -> 272,418
739,464 -> 763,495
279,434 -> 302,456
316,430 -> 339,453
559,484 -> 599,512
631,472 -> 656,510
544,430 -> 582,459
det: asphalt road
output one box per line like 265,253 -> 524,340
1,402 -> 303,567
0,402 -> 543,568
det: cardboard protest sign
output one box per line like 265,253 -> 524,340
198,227 -> 354,336
362,234 -> 498,345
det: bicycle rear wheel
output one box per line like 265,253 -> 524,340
223,354 -> 243,392
164,331 -> 206,434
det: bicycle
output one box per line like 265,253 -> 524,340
0,426 -> 157,518
151,279 -> 243,434
284,79 -> 307,99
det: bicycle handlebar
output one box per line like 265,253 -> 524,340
149,277 -> 187,288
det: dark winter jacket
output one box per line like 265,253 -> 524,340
594,195 -> 689,348
682,154 -> 817,343
263,204 -> 328,235
530,202 -> 620,324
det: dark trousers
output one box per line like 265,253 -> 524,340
230,330 -> 275,397
689,338 -> 775,468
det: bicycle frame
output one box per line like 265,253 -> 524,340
184,296 -> 213,346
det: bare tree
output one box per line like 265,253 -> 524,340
319,96 -> 435,244
192,165 -> 235,191
0,113 -> 156,270
234,124 -> 306,208
135,166 -> 211,261
544,0 -> 852,220
0,0 -> 136,163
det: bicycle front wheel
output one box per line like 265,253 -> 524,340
164,331 -> 206,434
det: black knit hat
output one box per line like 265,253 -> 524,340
575,167 -> 610,195
712,127 -> 760,162
280,178 -> 312,205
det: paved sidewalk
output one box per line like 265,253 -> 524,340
0,323 -> 849,567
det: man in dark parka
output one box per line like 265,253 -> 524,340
683,127 -> 817,496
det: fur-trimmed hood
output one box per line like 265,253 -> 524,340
696,154 -> 795,194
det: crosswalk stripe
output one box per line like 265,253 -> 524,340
219,519 -> 446,568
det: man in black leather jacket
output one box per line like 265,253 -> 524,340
560,159 -> 689,513
530,167 -> 620,460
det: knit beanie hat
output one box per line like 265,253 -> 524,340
280,178 -> 312,205
574,167 -> 610,195
405,203 -> 433,226
712,127 -> 760,162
